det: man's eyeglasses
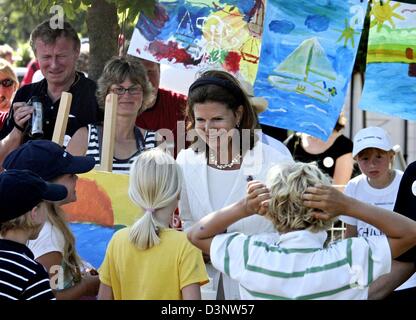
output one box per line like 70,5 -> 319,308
110,86 -> 143,96
0,79 -> 14,88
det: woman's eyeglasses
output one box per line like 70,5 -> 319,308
0,79 -> 14,88
110,86 -> 143,96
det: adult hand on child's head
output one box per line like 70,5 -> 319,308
245,180 -> 270,216
302,184 -> 347,219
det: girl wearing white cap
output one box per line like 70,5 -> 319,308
340,127 -> 416,297
340,126 -> 402,237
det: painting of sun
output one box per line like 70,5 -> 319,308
360,0 -> 416,120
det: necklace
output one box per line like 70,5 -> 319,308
209,152 -> 242,169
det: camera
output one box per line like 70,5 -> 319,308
28,96 -> 44,138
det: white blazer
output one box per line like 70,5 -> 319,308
177,141 -> 293,299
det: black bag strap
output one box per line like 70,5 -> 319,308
97,124 -> 104,162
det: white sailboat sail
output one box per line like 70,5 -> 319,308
269,37 -> 337,102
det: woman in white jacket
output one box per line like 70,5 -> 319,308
177,70 -> 293,299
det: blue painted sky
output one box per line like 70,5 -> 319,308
255,0 -> 368,140
137,1 -> 258,42
360,1 -> 416,120
360,63 -> 416,120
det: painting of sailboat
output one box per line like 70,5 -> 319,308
268,37 -> 337,103
255,0 -> 368,141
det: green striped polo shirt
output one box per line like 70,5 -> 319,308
211,230 -> 391,300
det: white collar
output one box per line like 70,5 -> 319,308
276,230 -> 327,249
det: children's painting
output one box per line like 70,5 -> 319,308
360,1 -> 416,120
127,0 -> 265,84
255,0 -> 368,141
62,170 -> 143,268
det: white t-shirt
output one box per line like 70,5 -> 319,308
28,220 -> 65,259
340,169 -> 416,291
211,230 -> 391,299
28,220 -> 74,290
340,170 -> 403,236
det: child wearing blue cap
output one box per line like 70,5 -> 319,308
3,139 -> 99,299
0,169 -> 67,300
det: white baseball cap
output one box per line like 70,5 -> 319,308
352,127 -> 393,158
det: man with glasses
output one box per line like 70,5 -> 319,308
0,20 -> 99,146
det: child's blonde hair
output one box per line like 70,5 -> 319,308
0,203 -> 44,237
128,149 -> 182,250
40,202 -> 83,283
266,162 -> 333,233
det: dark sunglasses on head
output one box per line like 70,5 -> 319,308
0,79 -> 14,88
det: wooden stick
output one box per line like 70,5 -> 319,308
52,92 -> 72,146
98,93 -> 118,172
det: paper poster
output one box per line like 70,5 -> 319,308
255,0 -> 368,140
360,1 -> 416,119
128,0 -> 265,84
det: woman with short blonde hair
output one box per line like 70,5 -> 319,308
0,58 -> 18,115
67,56 -> 158,174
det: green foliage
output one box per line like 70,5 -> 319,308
21,0 -> 156,21
0,1 -> 48,46
16,42 -> 33,67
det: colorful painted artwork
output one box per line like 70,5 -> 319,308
127,0 -> 265,84
255,0 -> 368,140
360,1 -> 416,120
62,170 -> 143,268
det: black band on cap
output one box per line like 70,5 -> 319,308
188,77 -> 244,105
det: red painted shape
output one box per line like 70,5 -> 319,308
224,51 -> 241,73
148,40 -> 200,66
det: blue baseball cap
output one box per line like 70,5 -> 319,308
0,169 -> 68,223
3,140 -> 95,181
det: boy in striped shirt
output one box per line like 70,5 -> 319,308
188,162 -> 416,300
0,170 -> 67,300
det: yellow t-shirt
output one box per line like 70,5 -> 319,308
99,228 -> 208,300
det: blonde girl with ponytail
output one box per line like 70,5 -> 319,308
98,149 -> 208,300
